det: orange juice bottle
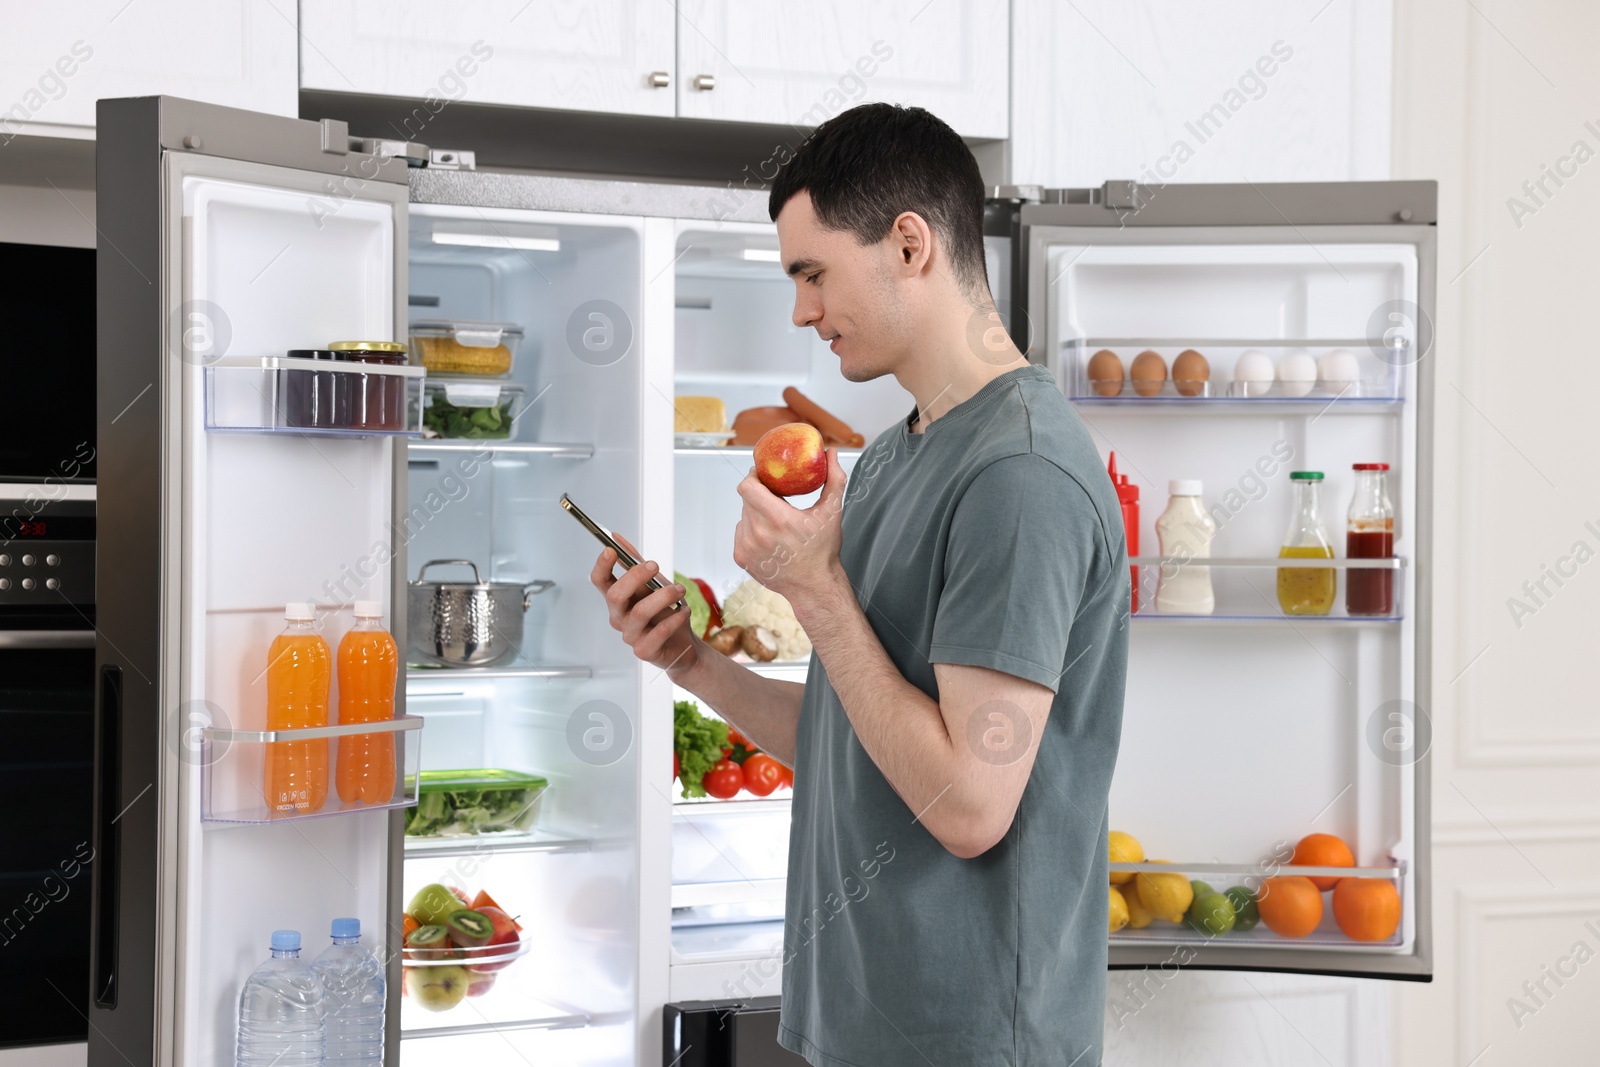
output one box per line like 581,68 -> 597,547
264,603 -> 331,813
335,601 -> 398,805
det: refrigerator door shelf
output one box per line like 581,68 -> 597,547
204,355 -> 426,436
1064,341 -> 1406,404
198,714 -> 423,825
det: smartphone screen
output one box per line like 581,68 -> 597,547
560,494 -> 680,609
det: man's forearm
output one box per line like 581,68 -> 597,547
670,638 -> 805,765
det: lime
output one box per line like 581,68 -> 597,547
1184,890 -> 1236,937
1224,885 -> 1260,932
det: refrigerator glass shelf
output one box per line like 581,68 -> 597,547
404,828 -> 594,858
672,796 -> 792,814
407,440 -> 594,458
199,714 -> 422,825
405,664 -> 593,681
400,1003 -> 592,1040
676,445 -> 865,460
1131,612 -> 1403,625
1132,556 -> 1406,569
204,355 -> 426,436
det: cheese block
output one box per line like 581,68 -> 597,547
674,396 -> 727,434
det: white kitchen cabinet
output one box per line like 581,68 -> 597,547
673,0 -> 1009,138
0,1 -> 295,135
298,0 -> 677,119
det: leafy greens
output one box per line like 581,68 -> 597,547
675,699 -> 730,799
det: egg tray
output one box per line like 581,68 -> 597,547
1072,376 -> 1388,401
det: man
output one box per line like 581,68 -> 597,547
592,103 -> 1127,1066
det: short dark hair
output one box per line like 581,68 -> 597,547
769,103 -> 989,294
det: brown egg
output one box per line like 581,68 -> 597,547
1087,349 -> 1124,397
1130,350 -> 1167,397
1171,349 -> 1210,397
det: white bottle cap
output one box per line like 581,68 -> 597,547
353,600 -> 383,618
284,602 -> 315,621
1169,479 -> 1204,496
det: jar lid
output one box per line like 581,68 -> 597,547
1168,479 -> 1203,496
286,348 -> 347,360
329,340 -> 407,353
1353,463 -> 1390,471
1290,471 -> 1325,481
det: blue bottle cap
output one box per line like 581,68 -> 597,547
271,930 -> 301,951
331,917 -> 360,939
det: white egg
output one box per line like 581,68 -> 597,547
1231,349 -> 1275,397
1277,350 -> 1317,398
1318,349 -> 1362,394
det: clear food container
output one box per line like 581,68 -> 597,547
205,354 -> 425,436
409,320 -> 523,378
421,379 -> 523,439
403,768 -> 548,836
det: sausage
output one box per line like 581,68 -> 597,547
782,387 -> 864,448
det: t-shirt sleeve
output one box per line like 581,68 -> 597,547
928,453 -> 1110,693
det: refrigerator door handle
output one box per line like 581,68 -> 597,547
91,664 -> 123,1009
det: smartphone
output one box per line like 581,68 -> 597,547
560,493 -> 681,609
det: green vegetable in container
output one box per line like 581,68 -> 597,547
675,699 -> 730,800
403,769 -> 548,836
423,395 -> 512,439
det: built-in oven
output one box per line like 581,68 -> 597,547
0,487 -> 96,1052
0,238 -> 97,1055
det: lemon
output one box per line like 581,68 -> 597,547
1123,881 -> 1156,929
1135,861 -> 1194,923
1108,831 -> 1144,885
1109,887 -> 1130,933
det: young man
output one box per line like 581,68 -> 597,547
592,104 -> 1128,1066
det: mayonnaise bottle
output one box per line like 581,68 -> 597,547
1154,481 -> 1217,615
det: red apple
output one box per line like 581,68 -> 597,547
753,423 -> 827,497
467,905 -> 521,973
448,885 -> 471,906
466,970 -> 497,998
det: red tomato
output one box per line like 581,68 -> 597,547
727,728 -> 750,750
673,751 -> 680,781
742,754 -> 783,797
703,759 -> 743,799
777,764 -> 793,789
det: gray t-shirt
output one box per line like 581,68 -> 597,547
778,364 -> 1129,1067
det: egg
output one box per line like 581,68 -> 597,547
1086,349 -> 1124,397
1277,350 -> 1317,398
1171,349 -> 1210,397
1231,349 -> 1275,397
1319,349 -> 1361,394
1130,350 -> 1167,397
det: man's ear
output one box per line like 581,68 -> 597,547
891,211 -> 934,275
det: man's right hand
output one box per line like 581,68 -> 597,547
590,534 -> 699,678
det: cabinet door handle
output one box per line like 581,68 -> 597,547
91,664 -> 123,1009
693,74 -> 716,91
648,71 -> 671,88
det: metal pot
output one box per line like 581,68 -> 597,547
408,559 -> 555,668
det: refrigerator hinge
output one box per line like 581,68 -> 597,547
426,148 -> 476,171
318,118 -> 349,154
1100,180 -> 1148,211
349,136 -> 432,168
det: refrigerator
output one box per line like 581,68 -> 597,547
90,94 -> 1432,1067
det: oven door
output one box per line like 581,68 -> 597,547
0,629 -> 96,1052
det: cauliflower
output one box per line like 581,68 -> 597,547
720,579 -> 812,662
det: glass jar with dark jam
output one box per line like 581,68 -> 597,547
330,341 -> 408,430
1346,463 -> 1395,616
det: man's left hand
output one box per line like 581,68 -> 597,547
733,448 -> 848,611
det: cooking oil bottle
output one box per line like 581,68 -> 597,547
1277,471 -> 1336,615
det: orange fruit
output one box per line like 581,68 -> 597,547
402,913 -> 421,941
1332,878 -> 1401,942
1257,876 -> 1324,938
1291,833 -> 1355,891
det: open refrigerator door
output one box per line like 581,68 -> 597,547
92,98 -> 417,1066
1020,181 -> 1436,979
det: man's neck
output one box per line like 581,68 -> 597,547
897,304 -> 1029,433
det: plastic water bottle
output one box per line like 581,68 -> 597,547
313,917 -> 386,1062
237,930 -> 325,1067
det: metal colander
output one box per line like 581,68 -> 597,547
407,559 -> 554,668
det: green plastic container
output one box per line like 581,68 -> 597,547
403,769 -> 548,837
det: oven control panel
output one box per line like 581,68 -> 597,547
0,496 -> 94,610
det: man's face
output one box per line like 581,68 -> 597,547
776,191 -> 910,383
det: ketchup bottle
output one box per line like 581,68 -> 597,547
1108,453 -> 1140,614
1346,463 -> 1395,615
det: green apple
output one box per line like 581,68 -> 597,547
409,883 -> 463,926
411,964 -> 470,1013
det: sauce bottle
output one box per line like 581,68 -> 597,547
1154,480 -> 1216,615
1277,472 -> 1336,615
336,601 -> 399,805
1107,452 -> 1140,614
1346,463 -> 1395,616
265,603 -> 331,813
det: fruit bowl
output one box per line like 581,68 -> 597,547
401,937 -> 533,968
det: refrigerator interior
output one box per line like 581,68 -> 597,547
177,172 -> 403,1063
398,205 -> 645,1062
1042,235 -> 1421,958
